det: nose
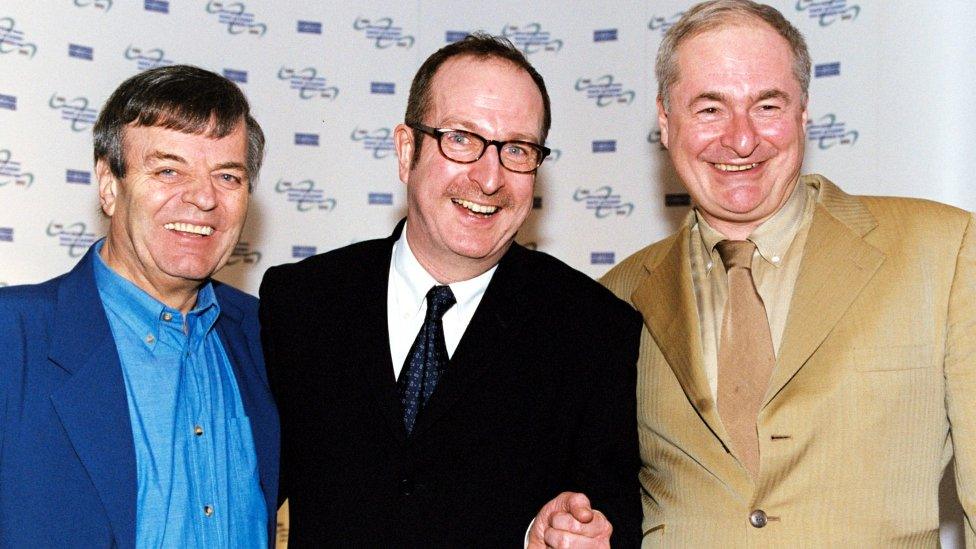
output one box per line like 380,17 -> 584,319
468,143 -> 505,195
721,110 -> 759,158
181,176 -> 218,211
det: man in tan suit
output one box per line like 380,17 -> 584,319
600,0 -> 976,545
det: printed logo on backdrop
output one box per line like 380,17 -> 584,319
278,67 -> 338,100
69,44 -> 94,60
66,169 -> 91,185
575,76 -> 635,107
573,187 -> 634,218
297,21 -> 321,35
124,45 -> 173,71
648,12 -> 683,35
501,23 -> 562,54
49,94 -> 98,132
294,133 -> 319,146
0,17 -> 37,58
223,68 -> 247,83
806,114 -> 858,149
814,62 -> 840,78
205,1 -> 267,36
591,252 -> 615,265
74,0 -> 113,10
226,242 -> 260,266
544,148 -> 561,163
592,140 -> 616,153
291,245 -> 316,258
353,17 -> 414,49
648,128 -> 666,151
368,192 -> 393,206
351,128 -> 394,159
0,149 -> 34,188
144,0 -> 168,13
593,29 -> 617,43
0,227 -> 12,243
274,179 -> 337,212
47,221 -> 98,257
0,93 -> 16,110
796,0 -> 859,26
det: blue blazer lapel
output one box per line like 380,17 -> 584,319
214,289 -> 280,532
47,248 -> 137,549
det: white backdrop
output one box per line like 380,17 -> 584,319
2,1 -> 974,544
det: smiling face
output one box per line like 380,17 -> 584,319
97,121 -> 250,310
659,21 -> 808,239
393,55 -> 544,283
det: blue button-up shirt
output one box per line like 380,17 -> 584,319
93,242 -> 267,548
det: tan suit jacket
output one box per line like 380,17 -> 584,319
601,175 -> 976,547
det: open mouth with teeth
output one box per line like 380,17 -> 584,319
452,198 -> 499,217
164,222 -> 215,236
712,162 -> 760,172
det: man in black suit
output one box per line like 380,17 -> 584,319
260,34 -> 642,548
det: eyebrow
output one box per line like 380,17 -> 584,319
145,151 -> 247,174
438,119 -> 541,144
688,88 -> 792,107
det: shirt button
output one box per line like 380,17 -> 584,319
145,334 -> 155,345
203,505 -> 214,517
400,478 -> 414,496
194,425 -> 204,437
771,255 -> 781,263
162,312 -> 173,321
749,509 -> 768,528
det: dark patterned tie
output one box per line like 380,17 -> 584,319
398,285 -> 456,435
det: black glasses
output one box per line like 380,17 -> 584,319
408,122 -> 550,174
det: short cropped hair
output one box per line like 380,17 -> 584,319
403,32 -> 551,162
656,0 -> 811,111
93,65 -> 265,189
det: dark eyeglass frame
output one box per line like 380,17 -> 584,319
408,122 -> 551,174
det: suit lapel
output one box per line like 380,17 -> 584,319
765,180 -> 885,405
410,244 -> 534,439
47,249 -> 137,549
215,294 -> 279,522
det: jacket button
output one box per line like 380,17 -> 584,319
749,509 -> 768,528
400,478 -> 414,496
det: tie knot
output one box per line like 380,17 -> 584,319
716,240 -> 756,271
425,285 -> 456,320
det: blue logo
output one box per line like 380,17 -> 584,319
297,20 -> 322,34
68,44 -> 93,60
544,148 -> 561,162
501,23 -> 562,54
647,128 -> 667,151
814,62 -> 840,78
0,94 -> 16,110
796,0 -> 859,26
74,0 -> 113,10
66,169 -> 91,185
205,1 -> 267,35
47,221 -> 97,257
144,0 -> 168,13
370,82 -> 395,95
648,12 -> 683,34
351,127 -> 394,159
573,186 -> 635,218
292,245 -> 316,258
806,113 -> 858,149
368,192 -> 393,205
590,252 -> 615,265
0,149 -> 34,188
0,17 -> 37,58
591,140 -> 616,153
575,75 -> 635,106
277,67 -> 339,100
124,45 -> 173,71
274,179 -> 337,212
594,29 -> 617,42
294,133 -> 319,146
226,241 -> 261,265
0,227 -> 12,242
223,68 -> 247,83
49,94 -> 98,131
445,31 -> 468,43
353,17 -> 414,49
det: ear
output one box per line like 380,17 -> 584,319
393,123 -> 414,185
96,158 -> 120,217
800,96 -> 809,133
656,97 -> 670,150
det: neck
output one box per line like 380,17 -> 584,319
99,240 -> 201,315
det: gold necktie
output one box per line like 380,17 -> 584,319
716,240 -> 775,479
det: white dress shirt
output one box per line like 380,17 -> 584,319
386,225 -> 496,379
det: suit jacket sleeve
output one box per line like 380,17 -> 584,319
944,212 -> 976,544
259,264 -> 289,508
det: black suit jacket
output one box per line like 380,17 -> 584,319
260,224 -> 642,547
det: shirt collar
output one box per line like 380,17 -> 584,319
93,239 -> 220,343
693,179 -> 812,272
391,223 -> 496,320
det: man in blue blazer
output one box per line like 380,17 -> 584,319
0,66 -> 278,548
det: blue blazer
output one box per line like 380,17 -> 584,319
0,246 -> 279,548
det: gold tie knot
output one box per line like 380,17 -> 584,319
716,240 -> 756,271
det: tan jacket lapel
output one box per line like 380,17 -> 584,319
766,178 -> 885,405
